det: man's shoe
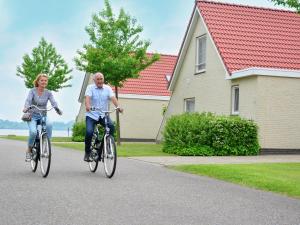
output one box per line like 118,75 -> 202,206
84,153 -> 91,162
25,152 -> 32,162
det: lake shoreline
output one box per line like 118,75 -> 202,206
0,129 -> 72,137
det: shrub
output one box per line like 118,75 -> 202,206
72,121 -> 86,142
163,113 -> 260,156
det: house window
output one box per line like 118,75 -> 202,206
231,86 -> 239,115
185,98 -> 195,113
196,35 -> 207,73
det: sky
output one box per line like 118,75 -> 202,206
0,0 -> 287,122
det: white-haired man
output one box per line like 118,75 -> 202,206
84,72 -> 123,162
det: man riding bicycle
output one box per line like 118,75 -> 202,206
84,72 -> 123,162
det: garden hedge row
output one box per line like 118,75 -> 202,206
163,113 -> 260,156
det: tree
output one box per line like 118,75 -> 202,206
270,0 -> 300,12
75,0 -> 160,145
17,37 -> 72,91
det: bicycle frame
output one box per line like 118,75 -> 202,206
89,107 -> 118,177
26,105 -> 55,177
91,107 -> 118,150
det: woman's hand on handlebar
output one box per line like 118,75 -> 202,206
55,107 -> 63,115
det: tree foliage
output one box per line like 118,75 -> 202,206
17,37 -> 72,91
270,0 -> 300,12
74,0 -> 160,87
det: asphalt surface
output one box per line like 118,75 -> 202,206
1,139 -> 300,225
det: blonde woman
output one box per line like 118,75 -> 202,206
23,74 -> 62,161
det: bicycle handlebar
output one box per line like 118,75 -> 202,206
90,107 -> 119,114
25,105 -> 55,113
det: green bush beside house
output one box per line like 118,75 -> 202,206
72,121 -> 86,142
163,113 -> 260,156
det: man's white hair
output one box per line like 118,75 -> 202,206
93,72 -> 104,80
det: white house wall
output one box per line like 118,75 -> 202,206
158,13 -> 232,140
77,95 -> 168,140
110,98 -> 168,140
231,76 -> 258,121
255,76 -> 300,149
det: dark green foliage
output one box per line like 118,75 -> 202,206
163,113 -> 260,156
74,0 -> 159,87
72,121 -> 86,142
16,37 -> 72,91
271,0 -> 300,12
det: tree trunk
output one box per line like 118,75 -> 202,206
115,86 -> 121,146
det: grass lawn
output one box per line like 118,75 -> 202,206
0,135 -> 72,142
0,135 -> 170,157
54,142 -> 171,157
170,163 -> 300,198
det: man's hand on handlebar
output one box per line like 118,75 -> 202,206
116,107 -> 124,113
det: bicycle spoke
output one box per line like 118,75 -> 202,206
30,147 -> 38,172
88,149 -> 99,172
103,136 -> 117,178
40,135 -> 51,177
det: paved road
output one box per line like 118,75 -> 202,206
1,139 -> 300,225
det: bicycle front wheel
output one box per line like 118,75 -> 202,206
89,148 -> 99,172
30,147 -> 38,172
40,134 -> 51,178
103,135 -> 117,178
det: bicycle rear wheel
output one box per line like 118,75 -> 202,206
30,146 -> 38,172
40,134 -> 51,178
103,135 -> 117,178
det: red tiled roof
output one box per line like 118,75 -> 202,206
117,54 -> 177,96
197,0 -> 300,74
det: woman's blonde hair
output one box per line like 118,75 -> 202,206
33,73 -> 48,87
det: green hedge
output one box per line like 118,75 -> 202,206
72,121 -> 86,142
163,113 -> 260,156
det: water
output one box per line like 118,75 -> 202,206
0,129 -> 72,137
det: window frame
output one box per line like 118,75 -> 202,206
231,85 -> 239,115
195,34 -> 207,74
184,97 -> 195,113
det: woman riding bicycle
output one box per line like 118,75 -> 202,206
23,73 -> 62,162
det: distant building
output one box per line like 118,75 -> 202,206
77,54 -> 177,141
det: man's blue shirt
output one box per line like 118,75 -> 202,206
85,84 -> 114,120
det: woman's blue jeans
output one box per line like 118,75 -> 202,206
27,114 -> 52,148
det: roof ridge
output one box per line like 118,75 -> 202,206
197,0 -> 298,14
147,52 -> 177,57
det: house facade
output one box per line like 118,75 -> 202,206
158,1 -> 300,152
77,54 -> 177,141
